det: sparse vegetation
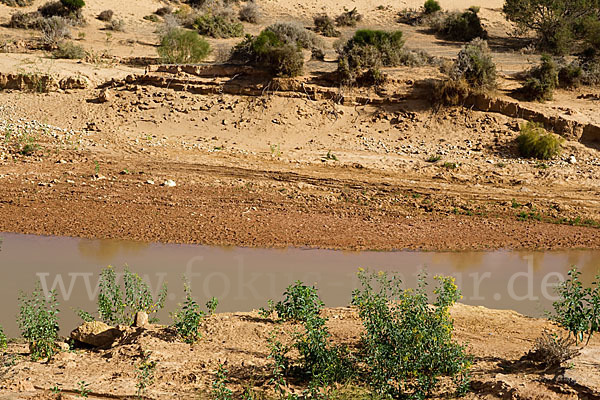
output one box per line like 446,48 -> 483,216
520,54 -> 558,101
530,331 -> 580,369
314,14 -> 340,37
516,122 -> 563,160
52,40 -> 85,58
136,351 -> 157,398
94,266 -> 168,326
41,16 -> 72,48
423,0 -> 441,15
552,267 -> 600,345
239,2 -> 259,23
336,7 -> 362,27
0,0 -> 33,6
158,28 -> 211,64
105,19 -> 125,32
211,364 -> 233,400
194,13 -> 244,38
0,325 -> 7,351
172,279 -> 218,344
18,283 -> 60,361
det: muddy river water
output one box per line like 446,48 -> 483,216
1,232 -> 599,335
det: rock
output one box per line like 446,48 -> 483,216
70,321 -> 123,348
569,155 -> 577,164
59,75 -> 90,90
162,179 -> 176,187
57,341 -> 70,352
97,88 -> 111,103
134,311 -> 149,327
146,179 -> 155,185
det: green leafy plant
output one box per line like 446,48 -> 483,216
0,325 -> 7,351
516,122 -> 563,160
211,364 -> 233,400
194,14 -> 244,38
158,28 -> 211,64
434,7 -> 486,42
172,279 -> 217,343
61,0 -> 84,11
18,283 -> 60,360
351,270 -> 472,399
136,351 -> 157,398
53,41 -> 86,59
77,380 -> 90,398
552,267 -> 600,345
270,281 -> 324,322
206,297 -> 219,316
426,155 -> 441,162
423,0 -> 441,15
96,266 -> 168,325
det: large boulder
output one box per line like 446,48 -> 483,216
70,321 -> 123,348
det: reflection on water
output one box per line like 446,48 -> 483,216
0,233 -> 599,336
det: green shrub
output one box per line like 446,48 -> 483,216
337,29 -> 406,84
97,9 -> 113,21
53,41 -> 85,58
0,325 -> 7,351
437,37 -> 496,103
272,281 -> 324,322
351,270 -> 472,399
194,13 -> 243,38
336,7 -> 362,27
266,22 -> 321,50
239,3 -> 259,23
158,28 -> 211,64
172,280 -> 206,344
96,266 -> 168,325
314,14 -> 340,37
503,0 -> 599,55
230,30 -> 304,77
60,0 -> 84,11
155,6 -> 172,17
552,267 -> 600,345
558,62 -> 583,88
423,0 -> 441,14
18,283 -> 60,361
516,122 -> 563,160
9,11 -> 43,29
211,364 -> 233,400
521,54 -> 558,101
434,7 -> 486,42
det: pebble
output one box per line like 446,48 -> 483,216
146,179 -> 155,185
568,155 -> 577,164
162,179 -> 176,187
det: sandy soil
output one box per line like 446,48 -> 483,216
0,304 -> 599,399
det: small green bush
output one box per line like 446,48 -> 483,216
60,0 -> 84,11
314,14 -> 340,37
423,0 -> 441,14
336,7 -> 362,27
450,38 -> 496,91
18,283 -> 60,361
230,30 -> 304,77
552,267 -> 600,345
516,122 -> 563,160
194,13 -> 243,38
337,29 -> 406,84
434,7 -> 486,42
273,281 -> 324,322
521,54 -> 558,101
239,3 -> 259,23
351,270 -> 472,399
53,41 -> 85,58
97,9 -> 113,22
172,280 -> 215,344
266,22 -> 321,50
96,266 -> 168,325
158,28 -> 211,64
0,325 -> 7,351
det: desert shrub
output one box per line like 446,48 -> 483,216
1,0 -> 33,6
351,270 -> 472,399
314,14 -> 340,37
516,122 -> 563,160
266,22 -> 322,50
157,28 -> 211,64
18,283 -> 60,361
97,9 -> 113,21
60,0 -> 84,11
558,62 -> 584,88
423,0 -> 441,14
337,29 -> 406,84
106,18 -> 125,32
530,331 -> 580,369
0,325 -> 7,351
450,38 -> 496,90
230,30 -> 305,77
271,281 -> 324,322
520,54 -> 558,101
336,7 -> 362,27
172,280 -> 218,344
144,14 -> 160,22
38,0 -> 83,21
552,267 -> 600,345
239,2 -> 259,23
95,266 -> 168,325
53,40 -> 85,58
559,50 -> 600,87
9,11 -> 43,29
155,6 -> 172,17
40,16 -> 71,47
434,77 -> 471,105
435,7 -> 486,42
194,13 -> 243,38
503,0 -> 600,55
